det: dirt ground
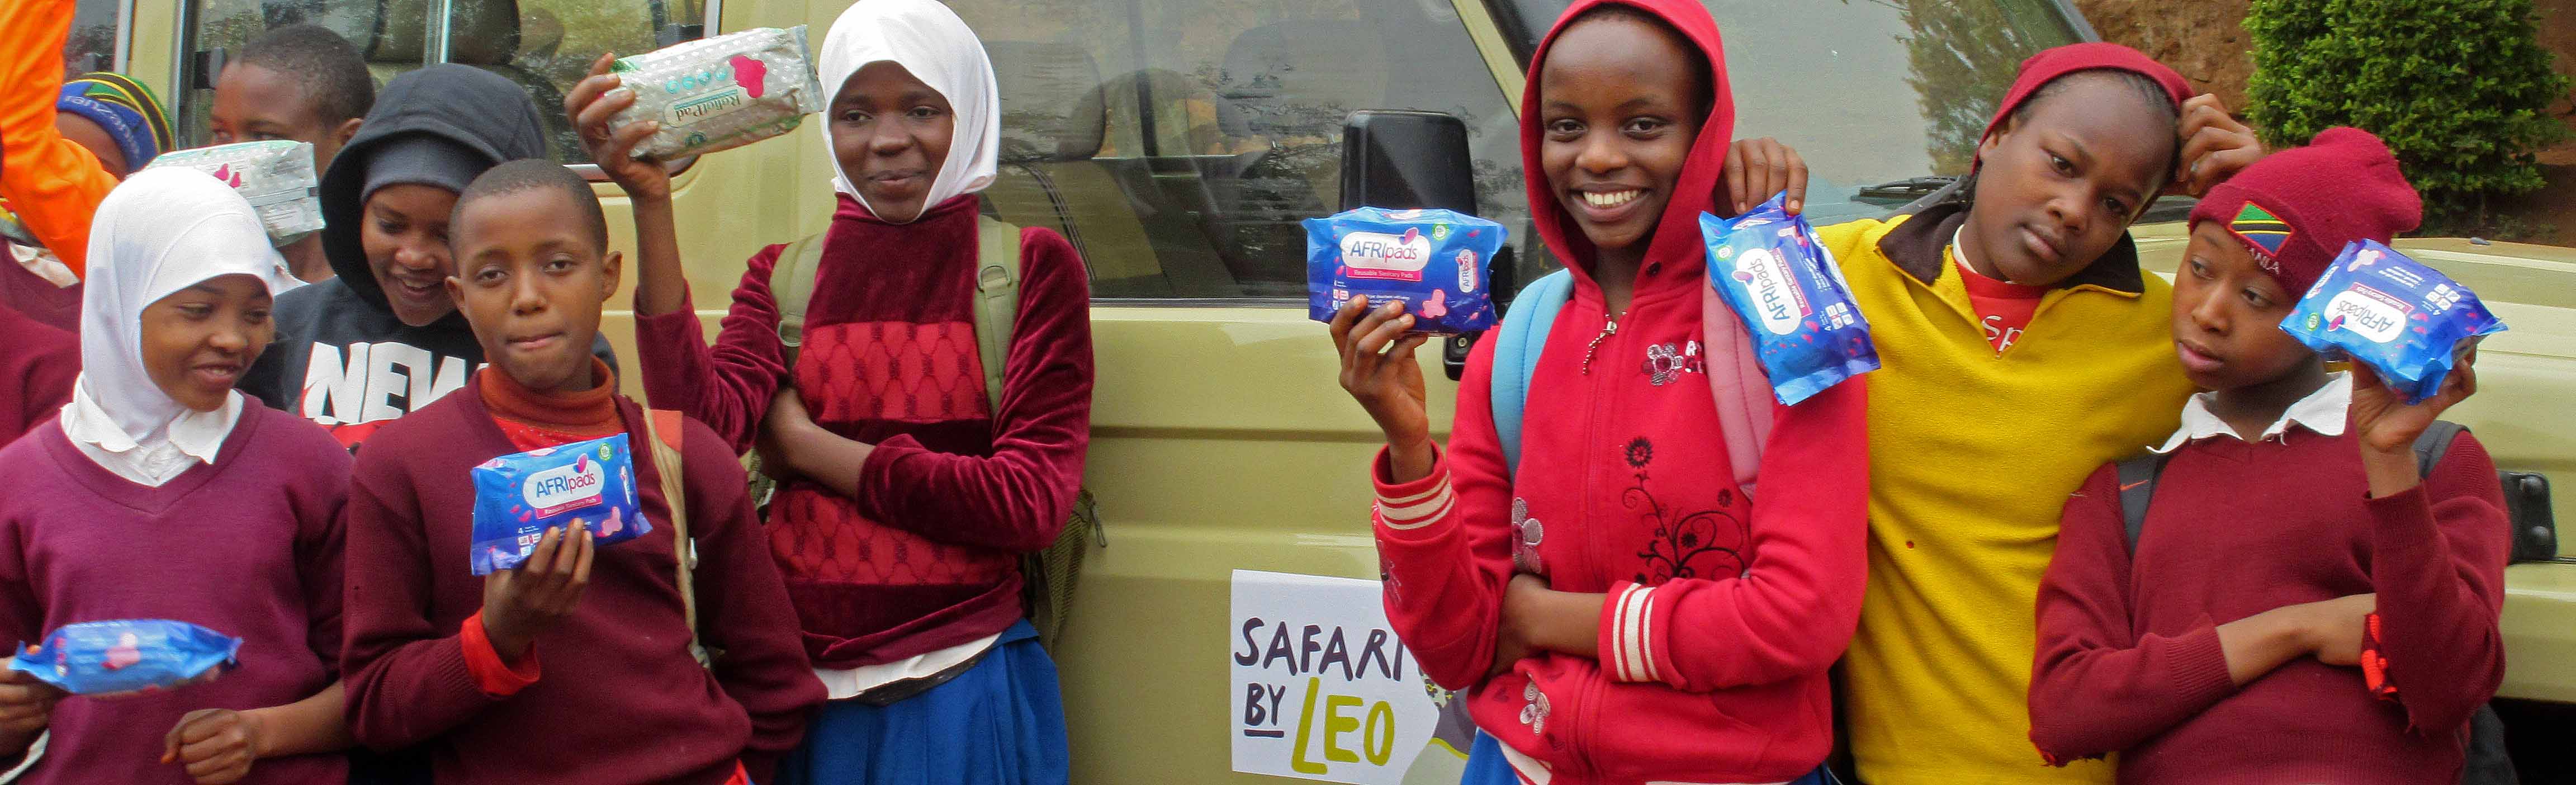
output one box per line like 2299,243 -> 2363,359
2074,0 -> 2576,244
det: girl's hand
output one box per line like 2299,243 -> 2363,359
1330,296 -> 1434,483
565,53 -> 671,201
2350,343 -> 2478,496
758,387 -> 820,478
1718,137 -> 1808,217
0,666 -> 58,753
2299,593 -> 2378,667
479,523 -> 596,661
1486,574 -> 1548,680
2170,94 -> 2265,197
161,708 -> 263,784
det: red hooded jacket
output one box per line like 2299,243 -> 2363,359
1367,0 -> 1870,782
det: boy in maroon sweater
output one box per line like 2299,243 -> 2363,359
339,160 -> 821,784
2028,128 -> 2510,784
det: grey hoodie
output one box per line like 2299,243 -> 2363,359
240,64 -> 608,449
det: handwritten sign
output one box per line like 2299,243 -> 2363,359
1229,570 -> 1469,784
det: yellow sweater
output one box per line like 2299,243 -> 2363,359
1820,209 -> 2194,784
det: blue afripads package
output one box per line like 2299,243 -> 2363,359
2281,239 -> 2506,404
10,620 -> 241,696
1305,207 -> 1503,335
1700,193 -> 1879,405
470,433 -> 650,576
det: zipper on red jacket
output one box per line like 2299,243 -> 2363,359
1580,311 -> 1623,375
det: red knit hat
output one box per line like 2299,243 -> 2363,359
1979,42 -> 2193,156
2187,126 -> 2421,295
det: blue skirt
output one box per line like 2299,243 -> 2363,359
772,621 -> 1069,785
1461,731 -> 1839,785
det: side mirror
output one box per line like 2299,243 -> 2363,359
1338,110 -> 1485,381
191,48 -> 230,91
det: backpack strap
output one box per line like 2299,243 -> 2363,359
1490,268 -> 1574,475
639,408 -> 709,668
770,234 -> 830,368
2412,420 -> 2468,477
2114,452 -> 2171,554
970,216 -> 1023,409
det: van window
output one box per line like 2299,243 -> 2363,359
64,0 -> 124,75
953,0 -> 1543,300
174,0 -> 709,165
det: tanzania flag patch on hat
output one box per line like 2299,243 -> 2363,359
2228,202 -> 2293,258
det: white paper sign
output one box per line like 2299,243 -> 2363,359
1228,570 -> 1470,785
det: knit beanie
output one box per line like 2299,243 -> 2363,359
57,72 -> 173,174
2187,126 -> 2421,295
361,135 -> 491,204
1978,42 -> 2191,164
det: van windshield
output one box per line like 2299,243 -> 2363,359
1502,0 -> 2094,226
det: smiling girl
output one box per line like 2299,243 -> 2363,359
572,1 -> 1093,782
1331,1 -> 1867,782
0,168 -> 352,784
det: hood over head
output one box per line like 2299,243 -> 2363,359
1519,0 -> 1734,299
317,64 -> 549,304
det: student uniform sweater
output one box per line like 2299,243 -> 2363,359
339,384 -> 821,784
1822,202 -> 2196,785
0,406 -> 349,785
2028,380 -> 2510,784
633,192 -> 1093,669
0,304 -> 75,444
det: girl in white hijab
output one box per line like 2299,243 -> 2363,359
0,167 -> 358,784
566,1 -> 1093,783
61,167 -> 297,485
816,0 -> 1000,220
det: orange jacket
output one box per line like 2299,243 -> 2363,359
1,0 -> 122,278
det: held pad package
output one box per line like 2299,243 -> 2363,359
609,26 -> 827,160
1699,193 -> 1878,405
470,433 -> 650,575
10,620 -> 241,697
2281,239 -> 2506,404
144,140 -> 324,247
1305,207 -> 1503,335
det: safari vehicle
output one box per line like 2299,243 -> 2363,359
78,0 -> 2575,778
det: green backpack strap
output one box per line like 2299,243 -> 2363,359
971,215 -> 1023,407
967,216 -> 1102,648
771,234 -> 831,368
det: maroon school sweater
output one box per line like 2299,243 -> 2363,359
634,193 -> 1093,668
2029,428 -> 2511,783
0,407 -> 348,785
339,384 -> 821,784
0,304 -> 74,444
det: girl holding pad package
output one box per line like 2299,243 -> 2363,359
569,0 -> 1093,781
1330,0 -> 1868,782
0,168 -> 352,784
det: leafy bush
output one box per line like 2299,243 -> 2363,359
2245,0 -> 2570,231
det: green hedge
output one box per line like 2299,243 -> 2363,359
2246,0 -> 2569,229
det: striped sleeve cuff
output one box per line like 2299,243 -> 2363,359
1374,472 -> 1455,530
1601,581 -> 1665,683
1371,444 -> 1455,532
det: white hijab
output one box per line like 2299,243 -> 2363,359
63,168 -> 293,474
818,0 -> 1001,222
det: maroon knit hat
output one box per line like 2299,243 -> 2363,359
2187,126 -> 2421,295
1979,42 -> 2193,155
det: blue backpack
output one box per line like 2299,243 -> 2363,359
1489,269 -> 1576,475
